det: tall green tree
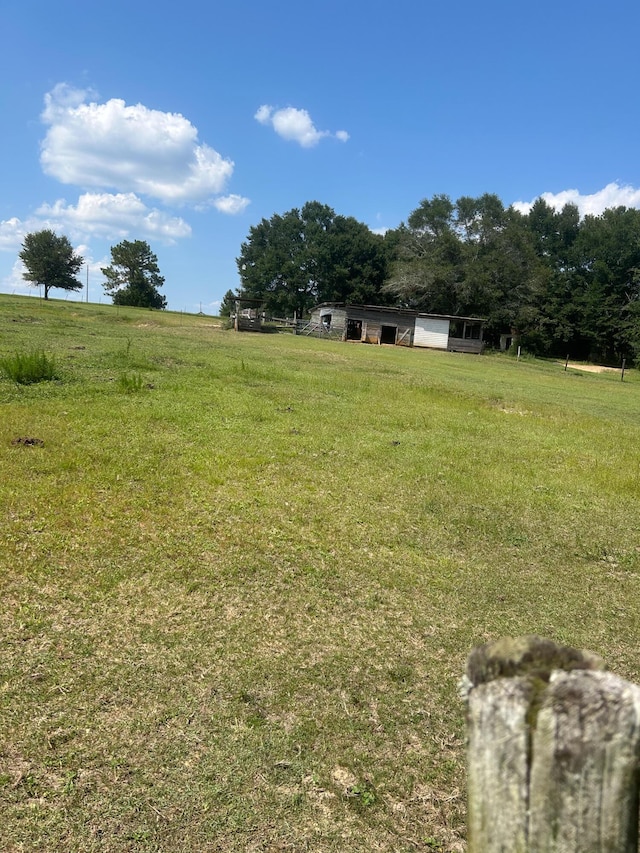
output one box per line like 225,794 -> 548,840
571,206 -> 640,362
527,198 -> 580,268
385,194 -> 545,345
102,240 -> 167,309
383,195 -> 461,312
524,200 -> 582,356
457,199 -> 546,347
237,202 -> 390,316
19,229 -> 84,300
522,201 -> 640,362
218,289 -> 238,317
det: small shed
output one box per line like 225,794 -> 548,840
232,297 -> 265,332
307,303 -> 485,353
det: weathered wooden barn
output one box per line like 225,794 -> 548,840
307,303 -> 486,353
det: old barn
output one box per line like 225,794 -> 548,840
307,303 -> 485,353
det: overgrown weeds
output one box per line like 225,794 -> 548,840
0,349 -> 59,384
117,371 -> 145,392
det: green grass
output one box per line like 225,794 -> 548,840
0,348 -> 59,384
2,294 -> 640,851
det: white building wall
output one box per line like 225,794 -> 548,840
413,317 -> 450,349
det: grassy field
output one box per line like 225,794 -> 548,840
2,294 -> 640,852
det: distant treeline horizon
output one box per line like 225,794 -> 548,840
226,194 -> 640,364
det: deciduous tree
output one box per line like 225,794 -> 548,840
19,229 -> 84,300
384,195 -> 546,347
237,202 -> 390,316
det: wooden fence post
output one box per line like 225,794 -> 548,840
463,636 -> 640,852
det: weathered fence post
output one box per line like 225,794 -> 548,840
463,636 -> 640,852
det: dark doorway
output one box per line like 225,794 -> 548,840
346,318 -> 363,340
380,325 -> 397,345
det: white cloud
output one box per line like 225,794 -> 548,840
0,192 -> 191,256
255,104 -> 349,148
254,105 -> 272,125
37,193 -> 191,243
41,84 -> 235,204
1,257 -> 32,293
0,217 -> 26,251
213,194 -> 250,215
513,182 -> 640,218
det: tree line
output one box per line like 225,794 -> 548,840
232,195 -> 640,364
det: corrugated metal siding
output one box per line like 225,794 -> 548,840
414,317 -> 450,349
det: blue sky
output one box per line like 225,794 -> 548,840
2,0 -> 639,312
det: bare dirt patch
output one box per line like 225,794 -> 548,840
564,362 -> 621,374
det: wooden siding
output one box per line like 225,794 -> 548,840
447,336 -> 484,354
236,316 -> 262,332
342,306 -> 415,346
310,306 -> 347,332
358,320 -> 413,346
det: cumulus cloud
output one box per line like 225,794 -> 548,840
0,217 -> 26,251
1,257 -> 32,293
255,104 -> 349,148
0,193 -> 190,256
37,193 -> 192,243
213,194 -> 251,215
254,105 -> 272,125
513,182 -> 640,218
40,84 -> 236,205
